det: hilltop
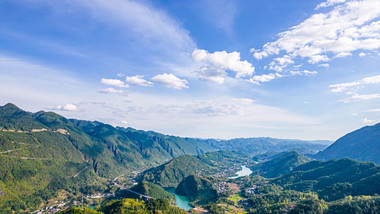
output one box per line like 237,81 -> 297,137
315,123 -> 380,164
251,151 -> 312,178
137,150 -> 253,187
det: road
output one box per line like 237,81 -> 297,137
0,155 -> 52,160
113,173 -> 152,200
0,149 -> 22,154
74,166 -> 88,178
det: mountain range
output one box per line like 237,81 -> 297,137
1,103 -> 379,213
315,123 -> 380,164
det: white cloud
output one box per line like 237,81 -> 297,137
316,0 -> 347,9
359,52 -> 367,57
198,67 -> 227,84
365,108 -> 380,112
308,55 -> 329,64
335,52 -> 353,58
151,73 -> 188,89
362,117 -> 379,125
329,74 -> 380,92
249,73 -> 277,85
125,75 -> 153,87
318,63 -> 330,68
101,78 -> 129,88
192,49 -> 255,81
269,55 -> 294,72
56,104 -> 78,111
100,88 -> 124,94
253,0 -> 380,70
342,93 -> 380,103
289,70 -> 318,76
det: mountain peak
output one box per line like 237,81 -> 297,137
2,103 -> 21,110
315,123 -> 380,164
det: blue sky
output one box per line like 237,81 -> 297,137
0,0 -> 380,140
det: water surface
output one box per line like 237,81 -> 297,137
166,188 -> 192,211
229,165 -> 253,179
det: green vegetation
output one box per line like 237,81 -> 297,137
251,151 -> 312,178
272,158 -> 380,201
315,122 -> 380,164
100,198 -> 186,214
0,103 -> 217,212
248,190 -> 328,214
58,198 -> 187,214
139,150 -> 252,187
175,175 -> 218,206
131,181 -> 175,203
57,207 -> 103,214
1,103 -> 379,213
326,196 -> 380,214
207,137 -> 328,157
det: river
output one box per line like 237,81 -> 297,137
229,165 -> 253,179
166,188 -> 192,211
165,165 -> 252,211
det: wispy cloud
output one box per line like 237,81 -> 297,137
329,74 -> 380,93
362,117 -> 379,125
315,0 -> 347,9
75,0 -> 195,55
364,108 -> 380,113
196,0 -> 238,34
289,70 -> 317,76
342,93 -> 380,103
100,88 -> 124,94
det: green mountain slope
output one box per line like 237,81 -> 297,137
315,123 -> 380,164
58,198 -> 187,214
251,151 -> 312,178
272,158 -> 380,201
138,150 -> 252,187
0,103 -> 335,212
0,103 -> 217,212
131,181 -> 175,203
175,175 -> 218,206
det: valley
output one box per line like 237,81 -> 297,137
0,104 -> 379,214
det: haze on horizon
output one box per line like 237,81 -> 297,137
0,0 -> 380,141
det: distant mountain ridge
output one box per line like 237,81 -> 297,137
251,151 -> 312,178
0,103 -> 331,212
315,123 -> 380,164
207,137 -> 329,156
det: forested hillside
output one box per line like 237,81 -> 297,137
0,103 -> 216,212
273,158 -> 380,201
315,122 -> 380,164
138,151 -> 253,187
251,151 -> 312,178
0,103 -> 333,212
